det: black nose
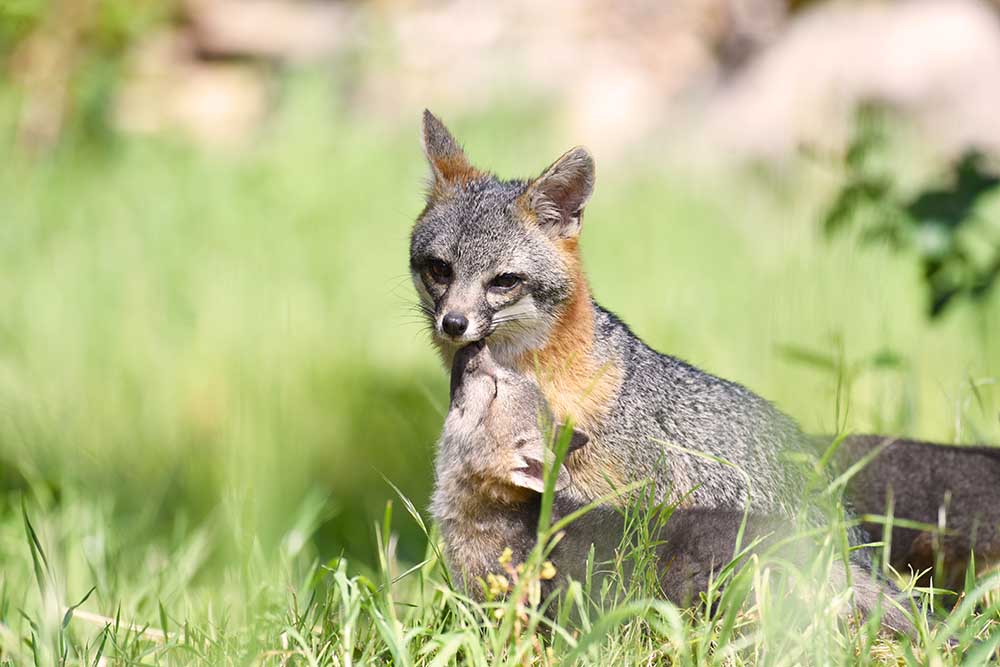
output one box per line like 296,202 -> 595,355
441,312 -> 468,337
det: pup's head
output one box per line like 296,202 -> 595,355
410,111 -> 595,363
443,341 -> 588,500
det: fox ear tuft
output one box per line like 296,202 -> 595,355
422,110 -> 481,193
523,147 -> 595,239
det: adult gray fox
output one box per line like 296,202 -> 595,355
410,110 -> 1000,583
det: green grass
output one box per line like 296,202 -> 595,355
1,77 -> 999,664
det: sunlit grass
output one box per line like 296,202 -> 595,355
4,480 -> 999,665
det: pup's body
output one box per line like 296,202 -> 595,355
431,341 -> 592,594
433,343 -> 913,633
836,435 -> 1000,586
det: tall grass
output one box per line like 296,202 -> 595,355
4,470 -> 998,665
1,76 -> 998,663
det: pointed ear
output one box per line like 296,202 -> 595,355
521,147 -> 595,240
422,110 -> 481,192
509,440 -> 571,494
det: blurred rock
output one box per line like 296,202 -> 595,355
702,0 -> 1000,158
114,30 -> 271,147
105,0 -> 1000,159
184,0 -> 350,61
353,0 -> 784,154
112,0 -> 351,145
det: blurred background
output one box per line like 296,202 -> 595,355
2,0 -> 999,585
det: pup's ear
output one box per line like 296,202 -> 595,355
555,424 -> 589,455
422,110 -> 481,194
510,439 -> 571,494
521,147 -> 595,240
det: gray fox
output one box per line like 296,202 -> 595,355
432,342 -> 914,634
412,110 -> 818,518
411,110 -> 1000,583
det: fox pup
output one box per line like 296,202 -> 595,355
432,342 -> 914,634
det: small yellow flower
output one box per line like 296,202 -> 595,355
486,572 -> 510,596
540,561 -> 557,580
498,547 -> 513,566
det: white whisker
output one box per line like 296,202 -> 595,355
494,295 -> 538,322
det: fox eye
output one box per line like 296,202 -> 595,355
490,273 -> 522,291
426,259 -> 452,284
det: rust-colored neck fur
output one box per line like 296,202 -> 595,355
513,240 -> 621,434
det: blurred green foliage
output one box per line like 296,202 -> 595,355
0,0 -> 170,57
822,105 -> 1000,319
1,0 -> 175,146
0,0 -> 48,53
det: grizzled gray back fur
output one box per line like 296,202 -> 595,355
412,111 -> 860,546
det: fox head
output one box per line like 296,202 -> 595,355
441,341 -> 588,502
410,111 -> 595,367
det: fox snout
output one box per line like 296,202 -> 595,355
441,312 -> 468,337
434,289 -> 489,343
